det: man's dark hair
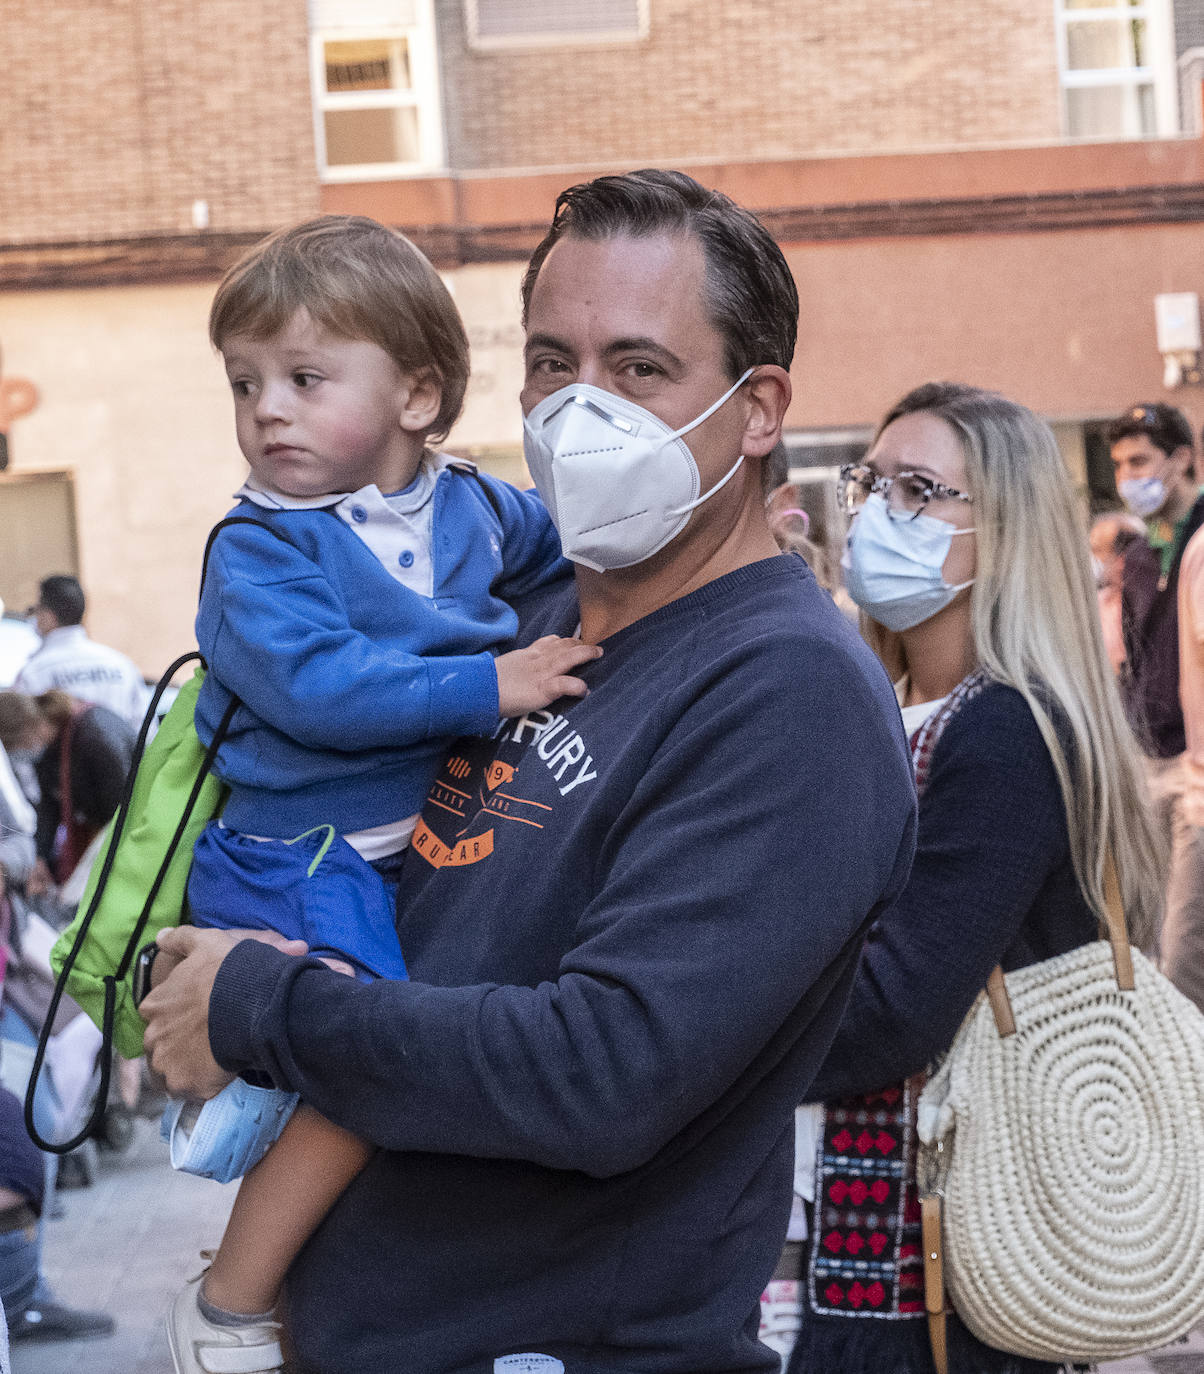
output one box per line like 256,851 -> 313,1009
1105,403 -> 1194,458
520,169 -> 799,380
38,574 -> 85,627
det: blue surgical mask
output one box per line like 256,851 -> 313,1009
1118,475 -> 1167,520
842,493 -> 975,631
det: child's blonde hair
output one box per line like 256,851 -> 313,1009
210,215 -> 470,444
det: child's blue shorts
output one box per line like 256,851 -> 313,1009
187,821 -> 408,981
166,821 -> 409,1183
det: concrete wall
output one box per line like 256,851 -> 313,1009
1176,0 -> 1204,54
0,264 -> 533,674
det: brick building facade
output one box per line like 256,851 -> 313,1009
437,0 -> 1063,171
1,0 -> 317,245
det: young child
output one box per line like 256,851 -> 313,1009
162,215 -> 597,1374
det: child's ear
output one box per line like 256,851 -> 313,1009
399,370 -> 443,434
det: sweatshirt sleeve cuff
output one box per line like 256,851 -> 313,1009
209,939 -> 290,1073
424,651 -> 500,738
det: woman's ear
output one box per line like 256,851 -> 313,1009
766,481 -> 805,521
740,365 -> 792,458
765,482 -> 813,549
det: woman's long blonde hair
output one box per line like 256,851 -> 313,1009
864,382 -> 1162,945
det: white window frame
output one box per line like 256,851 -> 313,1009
464,0 -> 650,52
310,6 -> 444,182
1055,0 -> 1179,139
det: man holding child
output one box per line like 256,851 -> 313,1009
142,169 -> 915,1374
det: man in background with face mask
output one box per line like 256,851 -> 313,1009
139,170 -> 916,1374
1110,402 -> 1204,1006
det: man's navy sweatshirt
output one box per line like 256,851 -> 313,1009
209,554 -> 917,1374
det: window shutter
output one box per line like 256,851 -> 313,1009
467,0 -> 644,43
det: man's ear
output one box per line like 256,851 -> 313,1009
740,365 -> 792,458
1171,443 -> 1197,485
399,370 -> 443,434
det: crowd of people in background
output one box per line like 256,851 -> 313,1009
0,577 -> 136,1349
0,182 -> 1202,1374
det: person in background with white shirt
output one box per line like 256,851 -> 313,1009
15,576 -> 148,730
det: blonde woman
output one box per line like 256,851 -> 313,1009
786,383 -> 1163,1374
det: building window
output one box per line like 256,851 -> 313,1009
309,0 -> 443,181
465,0 -> 649,50
1057,0 -> 1178,138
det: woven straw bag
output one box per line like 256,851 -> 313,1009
916,861 -> 1204,1371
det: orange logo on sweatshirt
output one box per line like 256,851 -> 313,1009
485,761 -> 515,792
412,818 -> 495,868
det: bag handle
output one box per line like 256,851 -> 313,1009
922,1194 -> 950,1374
23,514 -> 292,1153
986,851 -> 1134,1039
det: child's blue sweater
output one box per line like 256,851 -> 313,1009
194,465 -> 565,838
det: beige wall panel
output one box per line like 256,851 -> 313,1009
0,473 -> 79,616
1,284 -> 244,677
445,262 -> 527,449
783,222 -> 1204,437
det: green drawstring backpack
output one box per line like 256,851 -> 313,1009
26,469 -> 499,1151
26,516 -> 285,1153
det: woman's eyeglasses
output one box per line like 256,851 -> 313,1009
838,463 -> 974,523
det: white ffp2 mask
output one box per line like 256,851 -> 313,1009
522,370 -> 755,572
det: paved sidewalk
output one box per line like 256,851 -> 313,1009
11,1119 -> 235,1374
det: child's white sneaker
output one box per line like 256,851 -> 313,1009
167,1273 -> 284,1374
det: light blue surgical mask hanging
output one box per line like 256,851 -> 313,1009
842,493 -> 976,632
